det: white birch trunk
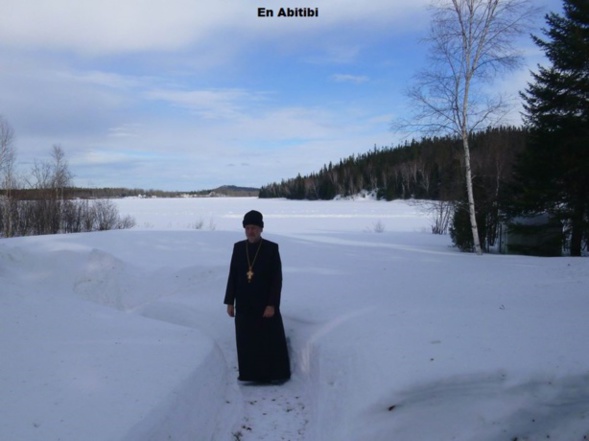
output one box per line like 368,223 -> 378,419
462,136 -> 483,254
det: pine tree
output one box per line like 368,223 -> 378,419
517,0 -> 589,256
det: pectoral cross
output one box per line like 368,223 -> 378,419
247,267 -> 254,283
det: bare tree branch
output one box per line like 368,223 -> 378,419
394,0 -> 538,254
0,115 -> 16,177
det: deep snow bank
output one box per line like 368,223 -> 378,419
0,233 -> 232,441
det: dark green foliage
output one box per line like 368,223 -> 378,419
450,201 -> 479,252
259,127 -> 527,205
515,0 -> 589,256
503,218 -> 563,256
449,178 -> 495,252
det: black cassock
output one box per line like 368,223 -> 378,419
224,238 -> 291,382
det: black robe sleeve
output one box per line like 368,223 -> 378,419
267,242 -> 282,307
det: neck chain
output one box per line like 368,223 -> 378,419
246,239 -> 263,283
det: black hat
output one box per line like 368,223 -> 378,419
242,210 -> 264,228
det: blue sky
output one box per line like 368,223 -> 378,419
1,0 -> 562,191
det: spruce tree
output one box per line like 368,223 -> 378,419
517,0 -> 589,256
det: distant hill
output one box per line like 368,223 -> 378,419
197,185 -> 259,197
3,185 -> 260,199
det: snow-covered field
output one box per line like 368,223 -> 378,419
2,197 -> 588,441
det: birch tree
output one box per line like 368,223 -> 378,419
401,0 -> 535,254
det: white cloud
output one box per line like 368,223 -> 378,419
0,0 -> 429,55
331,74 -> 369,84
1,0 -> 238,54
144,88 -> 268,120
107,123 -> 144,139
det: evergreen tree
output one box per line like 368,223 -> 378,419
517,0 -> 589,255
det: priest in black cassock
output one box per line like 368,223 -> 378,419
224,210 -> 291,384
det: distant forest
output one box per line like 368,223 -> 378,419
259,126 -> 528,202
2,185 -> 260,200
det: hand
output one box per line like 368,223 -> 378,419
262,306 -> 275,318
226,305 -> 235,317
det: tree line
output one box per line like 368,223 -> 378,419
0,141 -> 135,238
259,126 -> 527,203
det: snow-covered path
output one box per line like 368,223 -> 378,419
135,291 -> 316,441
231,377 -> 309,440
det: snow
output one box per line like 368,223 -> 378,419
1,197 -> 588,441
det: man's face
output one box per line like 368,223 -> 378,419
245,225 -> 263,243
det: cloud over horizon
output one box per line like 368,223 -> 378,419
0,0 -> 561,191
